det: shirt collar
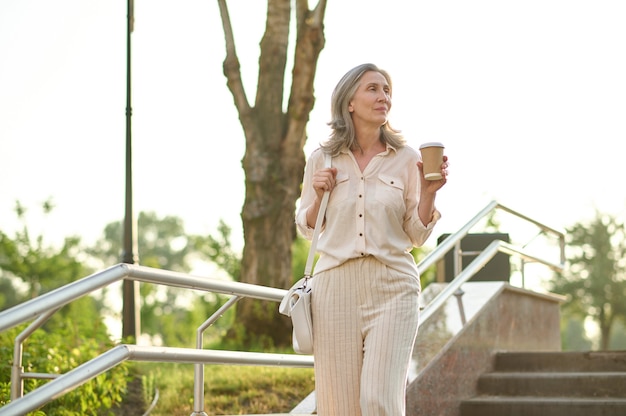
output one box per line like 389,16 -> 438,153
339,142 -> 398,155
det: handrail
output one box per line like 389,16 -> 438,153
0,199 -> 566,415
0,263 -> 295,415
416,199 -> 565,330
0,263 -> 286,333
419,239 -> 563,325
418,200 -> 566,277
0,345 -> 314,416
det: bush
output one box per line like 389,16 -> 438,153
0,315 -> 129,415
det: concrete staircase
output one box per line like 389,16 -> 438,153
460,350 -> 626,416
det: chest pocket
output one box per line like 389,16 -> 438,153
328,171 -> 350,207
375,174 -> 405,212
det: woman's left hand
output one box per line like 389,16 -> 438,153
417,155 -> 449,193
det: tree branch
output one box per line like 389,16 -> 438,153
284,0 -> 327,153
218,0 -> 252,128
256,0 -> 291,141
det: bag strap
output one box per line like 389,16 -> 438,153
303,152 -> 332,278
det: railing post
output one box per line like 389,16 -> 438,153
10,363 -> 23,401
190,362 -> 209,416
521,258 -> 527,288
453,240 -> 462,278
11,308 -> 58,400
191,296 -> 241,416
453,288 -> 467,325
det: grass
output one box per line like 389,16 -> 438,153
134,361 -> 315,415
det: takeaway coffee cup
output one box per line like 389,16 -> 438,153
419,142 -> 445,180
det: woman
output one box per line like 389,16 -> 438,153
295,63 -> 448,415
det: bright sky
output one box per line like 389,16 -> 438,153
2,0 -> 625,260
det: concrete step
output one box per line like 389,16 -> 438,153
460,396 -> 626,416
460,351 -> 626,416
493,350 -> 626,372
477,371 -> 626,397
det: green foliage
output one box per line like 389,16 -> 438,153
0,274 -> 21,311
291,234 -> 312,283
141,372 -> 157,409
0,200 -> 92,303
482,210 -> 503,233
549,211 -> 626,350
0,200 -> 103,329
0,201 -> 130,414
560,317 -> 593,351
609,319 -> 626,349
0,320 -> 129,415
411,246 -> 436,288
88,212 -> 237,347
191,220 -> 242,280
88,211 -> 193,271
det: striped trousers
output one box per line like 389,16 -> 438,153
311,256 -> 420,416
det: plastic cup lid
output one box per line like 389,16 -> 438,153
419,141 -> 445,149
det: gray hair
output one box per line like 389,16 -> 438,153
321,63 -> 405,156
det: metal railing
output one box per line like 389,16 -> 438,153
0,264 -> 313,416
416,200 -> 565,326
0,200 -> 566,415
418,200 -> 565,275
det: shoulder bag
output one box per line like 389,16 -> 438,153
278,152 -> 331,354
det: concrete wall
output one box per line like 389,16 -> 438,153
406,284 -> 563,416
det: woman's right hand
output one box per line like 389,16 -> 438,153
312,167 -> 338,201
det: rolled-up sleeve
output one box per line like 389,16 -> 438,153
404,208 -> 441,247
295,148 -> 325,240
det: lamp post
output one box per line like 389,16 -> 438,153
121,0 -> 140,341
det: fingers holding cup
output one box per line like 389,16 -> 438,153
419,142 -> 445,181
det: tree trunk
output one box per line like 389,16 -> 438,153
218,0 -> 326,347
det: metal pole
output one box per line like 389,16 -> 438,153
122,0 -> 140,340
192,296 -> 241,415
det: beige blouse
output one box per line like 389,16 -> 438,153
296,143 -> 441,278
